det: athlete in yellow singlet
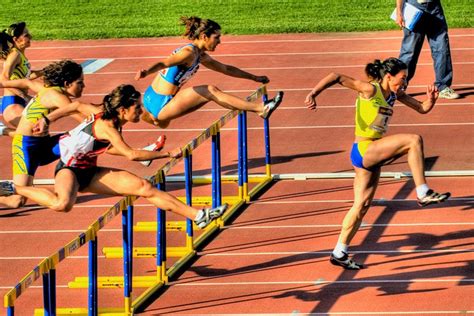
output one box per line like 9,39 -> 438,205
0,60 -> 85,208
0,22 -> 42,136
305,57 -> 450,270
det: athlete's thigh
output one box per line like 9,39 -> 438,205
3,104 -> 24,127
158,86 -> 209,121
84,167 -> 149,196
363,134 -> 415,167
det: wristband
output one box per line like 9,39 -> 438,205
41,113 -> 50,125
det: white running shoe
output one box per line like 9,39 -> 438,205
0,181 -> 15,196
194,203 -> 228,229
438,87 -> 460,99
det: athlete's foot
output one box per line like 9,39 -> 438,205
330,252 -> 364,270
194,203 -> 228,229
140,135 -> 167,167
260,91 -> 284,119
417,190 -> 450,207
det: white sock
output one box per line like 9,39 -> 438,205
194,210 -> 205,222
332,242 -> 348,258
416,184 -> 430,199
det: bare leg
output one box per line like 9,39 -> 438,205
85,168 -> 198,219
338,167 -> 380,246
141,111 -> 170,129
14,169 -> 80,212
363,133 -> 426,186
157,85 -> 264,122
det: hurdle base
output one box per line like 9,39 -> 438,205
34,307 -> 133,315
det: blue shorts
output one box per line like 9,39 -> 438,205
12,134 -> 62,176
1,95 -> 26,114
350,140 -> 375,171
143,85 -> 173,118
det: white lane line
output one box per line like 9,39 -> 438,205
0,229 -> 121,234
117,122 -> 474,133
25,47 -> 474,62
89,61 -> 474,75
203,250 -> 474,256
28,34 -> 474,50
252,198 -> 474,204
225,223 -> 474,229
174,279 -> 474,286
162,312 -> 472,315
78,83 -> 474,97
82,58 -> 114,74
0,255 -> 105,260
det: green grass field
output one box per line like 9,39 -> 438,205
0,0 -> 472,40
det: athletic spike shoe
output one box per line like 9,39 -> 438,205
0,181 -> 15,196
194,203 -> 228,229
260,91 -> 284,119
330,252 -> 364,270
417,189 -> 450,207
140,135 -> 167,167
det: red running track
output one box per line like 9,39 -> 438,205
0,29 -> 473,315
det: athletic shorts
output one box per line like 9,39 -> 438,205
55,161 -> 99,191
143,85 -> 173,118
12,134 -> 62,176
350,140 -> 374,171
1,95 -> 26,114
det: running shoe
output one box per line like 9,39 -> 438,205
417,189 -> 450,207
0,181 -> 15,196
330,252 -> 363,270
140,135 -> 167,167
438,87 -> 460,99
260,91 -> 284,119
0,122 -> 6,136
194,203 -> 228,229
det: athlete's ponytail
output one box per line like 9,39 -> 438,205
0,22 -> 27,59
102,84 -> 141,120
180,16 -> 221,40
365,57 -> 407,81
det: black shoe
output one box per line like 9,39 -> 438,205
330,252 -> 363,270
417,189 -> 450,207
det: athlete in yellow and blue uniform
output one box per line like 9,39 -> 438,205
305,57 -> 450,271
350,82 -> 396,170
12,87 -> 63,177
0,59 -> 84,209
0,22 -> 39,136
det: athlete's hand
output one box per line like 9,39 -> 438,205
135,69 -> 148,81
426,85 -> 439,103
254,76 -> 269,84
304,92 -> 318,111
32,118 -> 49,136
168,147 -> 183,159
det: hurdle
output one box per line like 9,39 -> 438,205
3,85 -> 275,315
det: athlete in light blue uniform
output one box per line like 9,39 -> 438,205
136,16 -> 283,129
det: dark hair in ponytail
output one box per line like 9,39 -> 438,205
42,59 -> 83,87
365,57 -> 407,81
102,84 -> 141,120
180,16 -> 221,40
0,22 -> 26,59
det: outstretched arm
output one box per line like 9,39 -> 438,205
0,77 -> 43,94
397,85 -> 438,114
102,124 -> 181,161
305,72 -> 375,110
201,53 -> 269,84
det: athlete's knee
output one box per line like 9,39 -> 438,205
135,180 -> 155,198
409,134 -> 423,150
352,200 -> 371,218
51,198 -> 75,213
